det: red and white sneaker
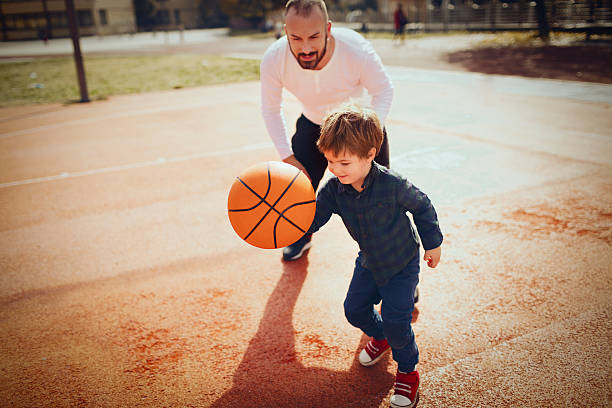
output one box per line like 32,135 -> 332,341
390,370 -> 420,408
358,338 -> 390,367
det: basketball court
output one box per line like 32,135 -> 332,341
1,58 -> 611,406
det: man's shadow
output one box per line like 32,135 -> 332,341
211,257 -> 402,407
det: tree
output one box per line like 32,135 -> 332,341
534,0 -> 550,41
133,0 -> 156,30
219,0 -> 285,21
200,0 -> 228,27
362,0 -> 378,11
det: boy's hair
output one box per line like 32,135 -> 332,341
285,0 -> 329,21
318,104 -> 383,158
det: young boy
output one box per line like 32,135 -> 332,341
309,104 -> 443,408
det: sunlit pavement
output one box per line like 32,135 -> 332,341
1,32 -> 611,407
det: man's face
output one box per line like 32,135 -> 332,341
285,7 -> 330,70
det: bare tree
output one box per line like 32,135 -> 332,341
133,0 -> 157,31
220,0 -> 285,23
534,0 -> 550,41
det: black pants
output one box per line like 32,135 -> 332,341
291,114 -> 390,191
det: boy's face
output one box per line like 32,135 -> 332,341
324,148 -> 376,192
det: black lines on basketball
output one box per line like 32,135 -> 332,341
242,165 -> 301,246
228,166 -> 272,213
227,161 -> 316,249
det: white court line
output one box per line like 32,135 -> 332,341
3,144 -> 441,189
391,146 -> 439,162
0,102 -> 232,140
0,142 -> 272,189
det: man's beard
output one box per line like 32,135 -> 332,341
291,34 -> 328,70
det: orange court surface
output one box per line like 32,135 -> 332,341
1,52 -> 612,406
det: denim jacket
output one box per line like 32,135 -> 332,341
310,162 -> 443,286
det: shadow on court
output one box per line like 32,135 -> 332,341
210,256 -> 398,407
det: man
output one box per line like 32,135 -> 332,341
260,0 -> 393,261
393,4 -> 408,44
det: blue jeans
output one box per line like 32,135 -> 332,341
343,251 -> 420,373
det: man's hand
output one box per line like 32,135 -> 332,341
424,246 -> 441,268
283,155 -> 311,181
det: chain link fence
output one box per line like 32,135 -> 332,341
331,0 -> 612,32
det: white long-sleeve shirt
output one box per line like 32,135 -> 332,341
260,27 -> 394,159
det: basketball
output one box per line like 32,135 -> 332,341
227,161 -> 316,249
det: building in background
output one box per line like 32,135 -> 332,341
0,0 -> 137,40
1,0 -> 610,41
0,0 -> 201,41
152,0 -> 200,30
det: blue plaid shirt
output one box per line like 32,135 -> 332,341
310,162 -> 443,286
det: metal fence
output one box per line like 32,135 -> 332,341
332,0 -> 612,32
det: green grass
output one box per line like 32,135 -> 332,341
228,29 -> 280,38
361,30 -> 475,40
475,31 -> 570,47
0,54 -> 261,107
474,30 -> 612,47
362,29 -> 607,45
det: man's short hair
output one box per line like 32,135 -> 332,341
318,104 -> 383,158
285,0 -> 329,21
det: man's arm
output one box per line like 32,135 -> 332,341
360,41 -> 394,125
260,47 -> 311,178
260,49 -> 293,160
282,155 -> 310,180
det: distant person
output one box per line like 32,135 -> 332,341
308,104 -> 443,408
393,4 -> 408,44
260,0 -> 393,261
38,28 -> 49,44
274,20 -> 283,39
178,23 -> 185,43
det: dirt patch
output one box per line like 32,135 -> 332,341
370,33 -> 612,84
446,42 -> 612,84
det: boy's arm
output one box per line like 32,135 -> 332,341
398,179 -> 443,254
423,246 -> 441,268
308,182 -> 336,234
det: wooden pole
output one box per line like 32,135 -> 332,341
42,0 -> 53,39
65,0 -> 90,103
535,0 -> 550,41
0,1 -> 7,42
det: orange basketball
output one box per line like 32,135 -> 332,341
227,161 -> 316,249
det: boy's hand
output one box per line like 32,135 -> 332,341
424,246 -> 441,268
